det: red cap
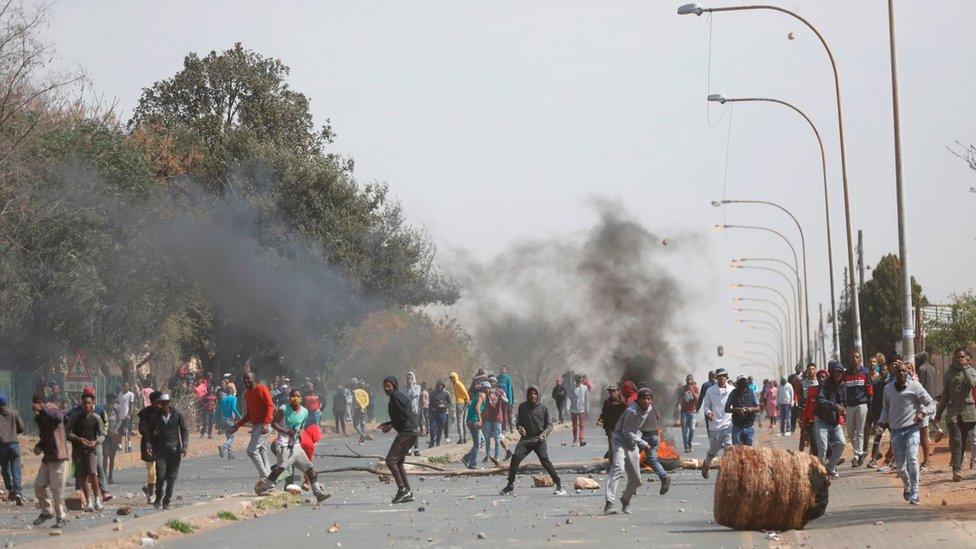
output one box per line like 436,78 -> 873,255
82,386 -> 96,397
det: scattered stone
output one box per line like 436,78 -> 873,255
678,508 -> 686,513
491,500 -> 500,507
114,525 -> 123,531
113,518 -> 122,523
875,521 -> 885,526
465,495 -> 475,500
117,506 -> 132,516
125,493 -> 134,499
49,531 -> 62,537
574,477 -> 600,490
565,518 -> 573,524
477,532 -> 487,540
418,507 -> 426,512
532,475 -> 554,488
146,530 -> 160,540
327,522 -> 340,533
141,538 -> 156,546
942,499 -> 948,506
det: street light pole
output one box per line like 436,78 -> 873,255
733,283 -> 796,361
738,319 -> 787,377
680,3 -> 864,356
719,223 -> 805,361
733,265 -> 802,367
714,198 -> 812,363
733,297 -> 793,365
887,0 -> 915,359
707,96 -> 839,360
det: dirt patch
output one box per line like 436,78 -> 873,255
917,435 -> 976,520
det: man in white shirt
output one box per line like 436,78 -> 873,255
701,368 -> 732,478
117,383 -> 136,437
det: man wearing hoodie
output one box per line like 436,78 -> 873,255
551,377 -> 567,424
935,348 -> 976,482
401,372 -> 422,456
428,381 -> 451,447
498,366 -> 516,433
604,388 -> 667,515
0,392 -> 25,506
569,375 -> 589,446
449,372 -> 470,444
816,361 -> 848,478
379,376 -> 418,503
499,386 -> 565,496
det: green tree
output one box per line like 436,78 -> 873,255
838,253 -> 925,359
926,292 -> 976,354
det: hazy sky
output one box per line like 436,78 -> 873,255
38,1 -> 976,377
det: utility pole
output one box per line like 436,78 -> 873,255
887,0 -> 916,360
857,230 -> 865,290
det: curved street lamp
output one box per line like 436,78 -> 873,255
732,266 -> 802,364
734,297 -> 792,357
679,1 -> 863,355
736,318 -> 788,375
708,96 -> 839,359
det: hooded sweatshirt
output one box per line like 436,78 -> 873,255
429,382 -> 451,413
619,381 -> 638,405
497,372 -> 515,405
401,371 -> 421,415
516,387 -> 553,440
384,376 -> 418,433
816,366 -> 848,426
612,402 -> 653,451
937,362 -> 976,423
449,372 -> 470,405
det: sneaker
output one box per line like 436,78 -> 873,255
218,445 -> 225,458
457,440 -> 465,445
255,478 -> 274,496
953,471 -> 962,482
391,489 -> 407,504
162,503 -> 170,510
13,493 -> 24,506
867,459 -> 877,469
228,451 -> 235,460
153,500 -> 162,509
603,501 -> 616,515
101,492 -> 113,502
445,438 -> 451,443
878,465 -> 891,474
579,441 -> 588,447
412,449 -> 421,457
93,497 -> 103,511
829,471 -> 840,479
837,457 -> 846,466
499,484 -> 515,496
660,475 -> 671,495
33,513 -> 53,526
553,486 -> 567,496
621,498 -> 632,514
397,491 -> 415,504
313,485 -> 332,503
52,518 -> 67,529
852,457 -> 860,468
909,498 -> 920,505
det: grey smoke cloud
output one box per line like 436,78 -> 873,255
444,197 -> 705,407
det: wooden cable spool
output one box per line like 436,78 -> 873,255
713,445 -> 829,531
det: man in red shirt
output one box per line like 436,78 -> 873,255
228,373 -> 275,481
677,375 -> 699,453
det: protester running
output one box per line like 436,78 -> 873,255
499,386 -> 565,496
379,376 -> 419,504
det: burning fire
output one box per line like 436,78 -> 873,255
640,432 -> 679,470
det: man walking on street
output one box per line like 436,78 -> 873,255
0,392 -> 25,506
147,394 -> 188,509
31,394 -> 69,528
401,372 -> 422,456
878,361 -> 936,505
777,377 -> 795,436
569,375 -> 589,446
700,368 -> 732,478
843,352 -> 873,466
696,370 -> 717,433
676,375 -> 698,453
598,385 -> 627,459
499,386 -> 565,496
217,385 -> 239,459
725,376 -> 759,446
138,391 -> 161,503
428,380 -> 451,447
65,394 -> 103,511
935,348 -> 976,482
332,384 -> 350,436
449,372 -> 470,444
352,381 -> 370,444
551,377 -> 567,424
379,376 -> 419,504
228,373 -> 275,482
816,361 -> 848,478
603,388 -> 668,515
498,365 -> 515,433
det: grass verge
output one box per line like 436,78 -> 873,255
255,492 -> 299,511
166,518 -> 196,534
216,510 -> 239,521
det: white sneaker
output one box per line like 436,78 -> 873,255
93,496 -> 103,511
553,486 -> 567,496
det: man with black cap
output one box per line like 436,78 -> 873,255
147,393 -> 188,509
138,390 -> 161,503
816,361 -> 849,478
499,386 -> 565,496
597,385 -> 627,459
700,368 -> 732,479
379,375 -> 419,504
603,387 -> 666,515
725,376 -> 760,446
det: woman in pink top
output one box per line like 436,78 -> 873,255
764,383 -> 779,428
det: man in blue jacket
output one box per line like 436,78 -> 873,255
498,366 -> 516,434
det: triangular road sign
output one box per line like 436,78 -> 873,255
65,350 -> 92,381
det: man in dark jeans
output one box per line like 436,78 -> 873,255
551,378 -> 567,424
147,394 -> 188,509
499,386 -> 565,496
935,348 -> 976,482
379,375 -> 418,504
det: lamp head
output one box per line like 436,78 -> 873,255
707,93 -> 728,104
710,200 -> 724,207
677,3 -> 704,16
713,224 -> 725,231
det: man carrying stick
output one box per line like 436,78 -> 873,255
499,386 -> 566,496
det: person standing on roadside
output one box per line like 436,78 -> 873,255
117,383 -> 135,439
499,386 -> 565,496
816,361 -> 848,479
696,370 -> 717,433
700,368 -> 732,478
569,375 -> 589,446
498,365 -> 516,433
102,393 -> 120,484
725,376 -> 760,446
217,385 -> 239,459
138,391 -> 161,503
419,381 -> 430,437
65,394 -> 103,511
379,376 -> 419,504
0,391 -> 25,505
449,372 -> 470,444
227,373 -> 275,481
332,384 -> 350,436
147,394 -> 188,509
551,377 -> 567,424
878,361 -> 935,505
401,372 -> 422,456
482,375 -> 512,462
352,381 -> 370,444
31,394 -> 69,528
598,386 -> 627,459
777,377 -> 795,436
676,375 -> 698,453
603,388 -> 667,515
200,385 -> 218,439
935,348 -> 976,482
428,380 -> 451,448
843,352 -> 873,467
